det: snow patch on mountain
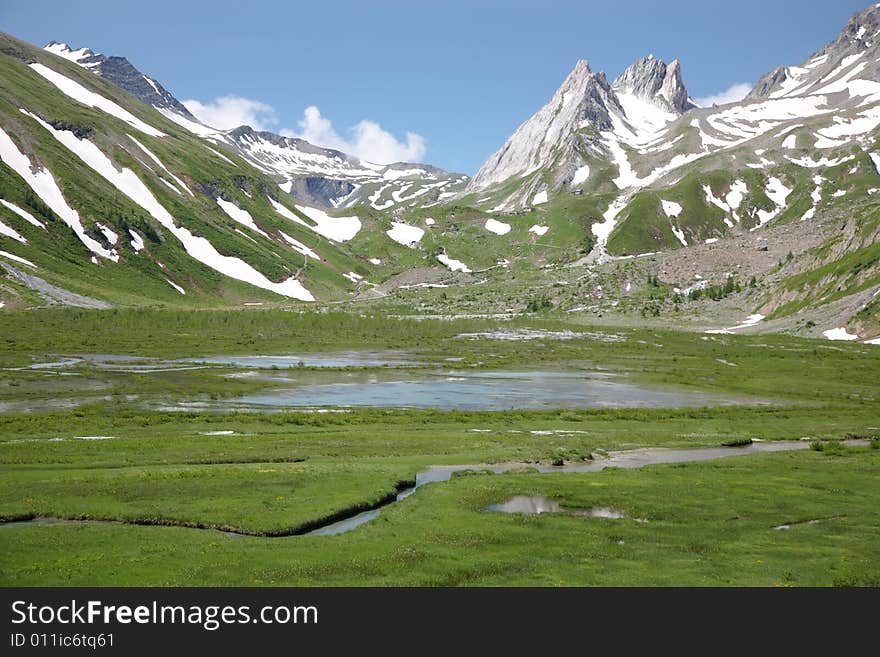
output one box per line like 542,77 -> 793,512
127,134 -> 193,196
386,222 -> 424,247
293,205 -> 361,242
485,218 -> 511,235
216,198 -> 269,239
0,219 -> 27,243
22,112 -> 313,300
0,199 -> 45,229
437,253 -> 471,273
660,200 -> 682,218
0,250 -> 37,268
571,165 -> 591,186
29,63 -> 165,137
823,327 -> 859,341
0,125 -> 118,261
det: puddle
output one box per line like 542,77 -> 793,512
178,351 -> 419,369
773,517 -> 838,531
7,351 -> 421,374
228,370 -> 765,411
0,396 -> 114,414
6,441 -> 868,538
485,496 -> 625,518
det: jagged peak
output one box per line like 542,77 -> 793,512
559,59 -> 599,89
612,54 -> 695,114
749,4 -> 880,100
44,40 -> 100,63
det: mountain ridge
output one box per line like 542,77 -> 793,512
0,7 -> 878,342
41,40 -> 469,211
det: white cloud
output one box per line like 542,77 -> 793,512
182,96 -> 279,131
181,97 -> 426,164
283,105 -> 426,164
694,83 -> 753,108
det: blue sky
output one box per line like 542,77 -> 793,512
1,0 -> 871,173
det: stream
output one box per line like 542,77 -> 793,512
3,440 -> 866,537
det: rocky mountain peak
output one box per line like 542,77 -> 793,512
43,41 -> 195,119
829,2 -> 880,51
612,55 -> 696,114
466,59 -> 622,193
748,4 -> 880,101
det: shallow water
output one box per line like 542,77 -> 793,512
308,510 -> 381,536
179,351 -> 419,369
12,351 -> 420,373
232,369 -> 765,411
310,440 -> 866,536
4,441 -> 869,537
485,496 -> 626,518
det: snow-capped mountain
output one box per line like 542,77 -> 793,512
465,54 -> 696,210
44,41 -> 468,211
747,4 -> 880,101
44,41 -> 195,119
1,5 -> 878,339
218,126 -> 468,211
467,60 -> 618,195
467,2 -> 880,251
612,55 -> 697,114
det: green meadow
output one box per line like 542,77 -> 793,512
0,308 -> 878,586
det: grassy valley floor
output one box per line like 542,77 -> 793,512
0,309 -> 877,585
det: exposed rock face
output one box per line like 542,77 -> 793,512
286,177 -> 356,208
44,42 -> 195,118
612,55 -> 696,113
467,55 -> 695,197
42,43 -> 468,210
224,126 -> 467,208
746,66 -> 790,101
468,60 -> 621,191
747,4 -> 880,100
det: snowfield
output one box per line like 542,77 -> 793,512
279,232 -> 320,260
0,219 -> 27,243
0,199 -> 45,228
706,314 -> 765,335
22,112 -> 314,300
216,198 -> 270,239
0,250 -> 37,268
0,125 -> 118,262
437,253 -> 471,272
660,200 -> 682,218
823,327 -> 859,341
386,222 -> 424,247
754,177 -> 792,228
485,218 -> 511,235
165,279 -> 186,295
128,229 -> 145,252
128,134 -> 193,196
294,205 -> 361,242
29,63 -> 165,137
571,165 -> 591,186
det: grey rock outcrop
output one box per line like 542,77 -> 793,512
44,41 -> 194,118
468,60 -> 621,192
612,55 -> 696,113
747,4 -> 880,100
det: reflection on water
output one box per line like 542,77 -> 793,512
232,370 -> 765,411
179,351 -> 419,369
486,496 -> 626,518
